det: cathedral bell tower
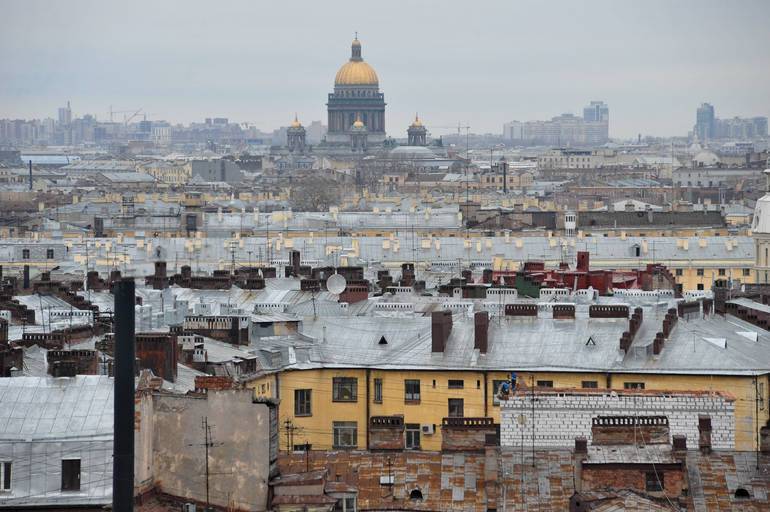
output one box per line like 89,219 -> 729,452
287,114 -> 306,153
407,114 -> 427,146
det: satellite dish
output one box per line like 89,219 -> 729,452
327,273 -> 347,295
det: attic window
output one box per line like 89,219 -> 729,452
409,488 -> 423,500
735,488 -> 750,499
586,336 -> 596,346
378,336 -> 388,345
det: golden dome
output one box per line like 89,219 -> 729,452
334,37 -> 379,86
290,113 -> 302,128
410,114 -> 423,128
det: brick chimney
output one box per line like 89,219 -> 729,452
672,434 -> 687,453
575,436 -> 588,454
698,415 -> 712,453
289,250 -> 301,277
474,311 -> 489,353
431,310 -> 453,352
154,261 -> 167,278
576,251 -> 590,272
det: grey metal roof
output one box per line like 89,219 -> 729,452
0,376 -> 113,441
253,305 -> 770,376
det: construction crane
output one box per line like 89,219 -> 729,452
108,106 -> 143,125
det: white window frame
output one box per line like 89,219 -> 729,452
0,461 -> 11,491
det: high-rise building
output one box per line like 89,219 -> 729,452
583,101 -> 609,123
695,103 -> 715,141
503,102 -> 609,146
57,101 -> 72,126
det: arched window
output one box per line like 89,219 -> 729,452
409,488 -> 423,500
735,488 -> 750,499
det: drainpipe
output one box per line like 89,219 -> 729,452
365,368 -> 371,450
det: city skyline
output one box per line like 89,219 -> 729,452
1,0 -> 769,138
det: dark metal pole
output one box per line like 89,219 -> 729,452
113,278 -> 135,512
28,160 -> 32,190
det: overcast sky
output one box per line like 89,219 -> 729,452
2,0 -> 769,138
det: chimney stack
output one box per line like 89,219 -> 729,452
698,415 -> 712,454
474,311 -> 489,353
289,250 -> 301,277
672,434 -> 687,453
575,436 -> 588,454
431,310 -> 453,352
576,251 -> 590,272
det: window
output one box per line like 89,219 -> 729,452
697,283 -> 704,291
492,380 -> 507,406
406,423 -> 421,450
0,462 -> 10,491
333,377 -> 358,402
61,459 -> 81,491
294,389 -> 312,416
333,421 -> 358,449
46,248 -> 55,259
448,398 -> 464,417
743,268 -> 751,277
448,379 -> 464,389
374,378 -> 383,403
624,382 -> 645,390
405,379 -> 421,402
22,249 -> 29,260
696,268 -> 704,276
645,471 -> 663,492
675,269 -> 683,276
334,496 -> 357,512
536,380 -> 553,388
581,381 -> 598,389
718,268 -> 726,276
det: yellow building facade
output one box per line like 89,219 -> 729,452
249,368 -> 769,452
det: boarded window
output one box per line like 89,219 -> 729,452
581,381 -> 598,389
448,379 -> 464,389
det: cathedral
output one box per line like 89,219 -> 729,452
325,36 -> 386,145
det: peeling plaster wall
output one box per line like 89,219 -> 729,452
151,390 -> 270,511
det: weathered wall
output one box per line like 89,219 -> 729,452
581,466 -> 685,498
501,390 -> 735,449
152,390 -> 271,511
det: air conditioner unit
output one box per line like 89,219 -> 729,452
421,424 -> 435,435
183,504 -> 197,512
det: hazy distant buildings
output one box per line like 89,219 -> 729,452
57,101 -> 72,126
694,102 -> 767,141
503,101 -> 609,146
695,103 -> 716,141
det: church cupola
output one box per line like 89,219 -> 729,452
351,36 -> 362,61
407,114 -> 427,146
287,113 -> 306,153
